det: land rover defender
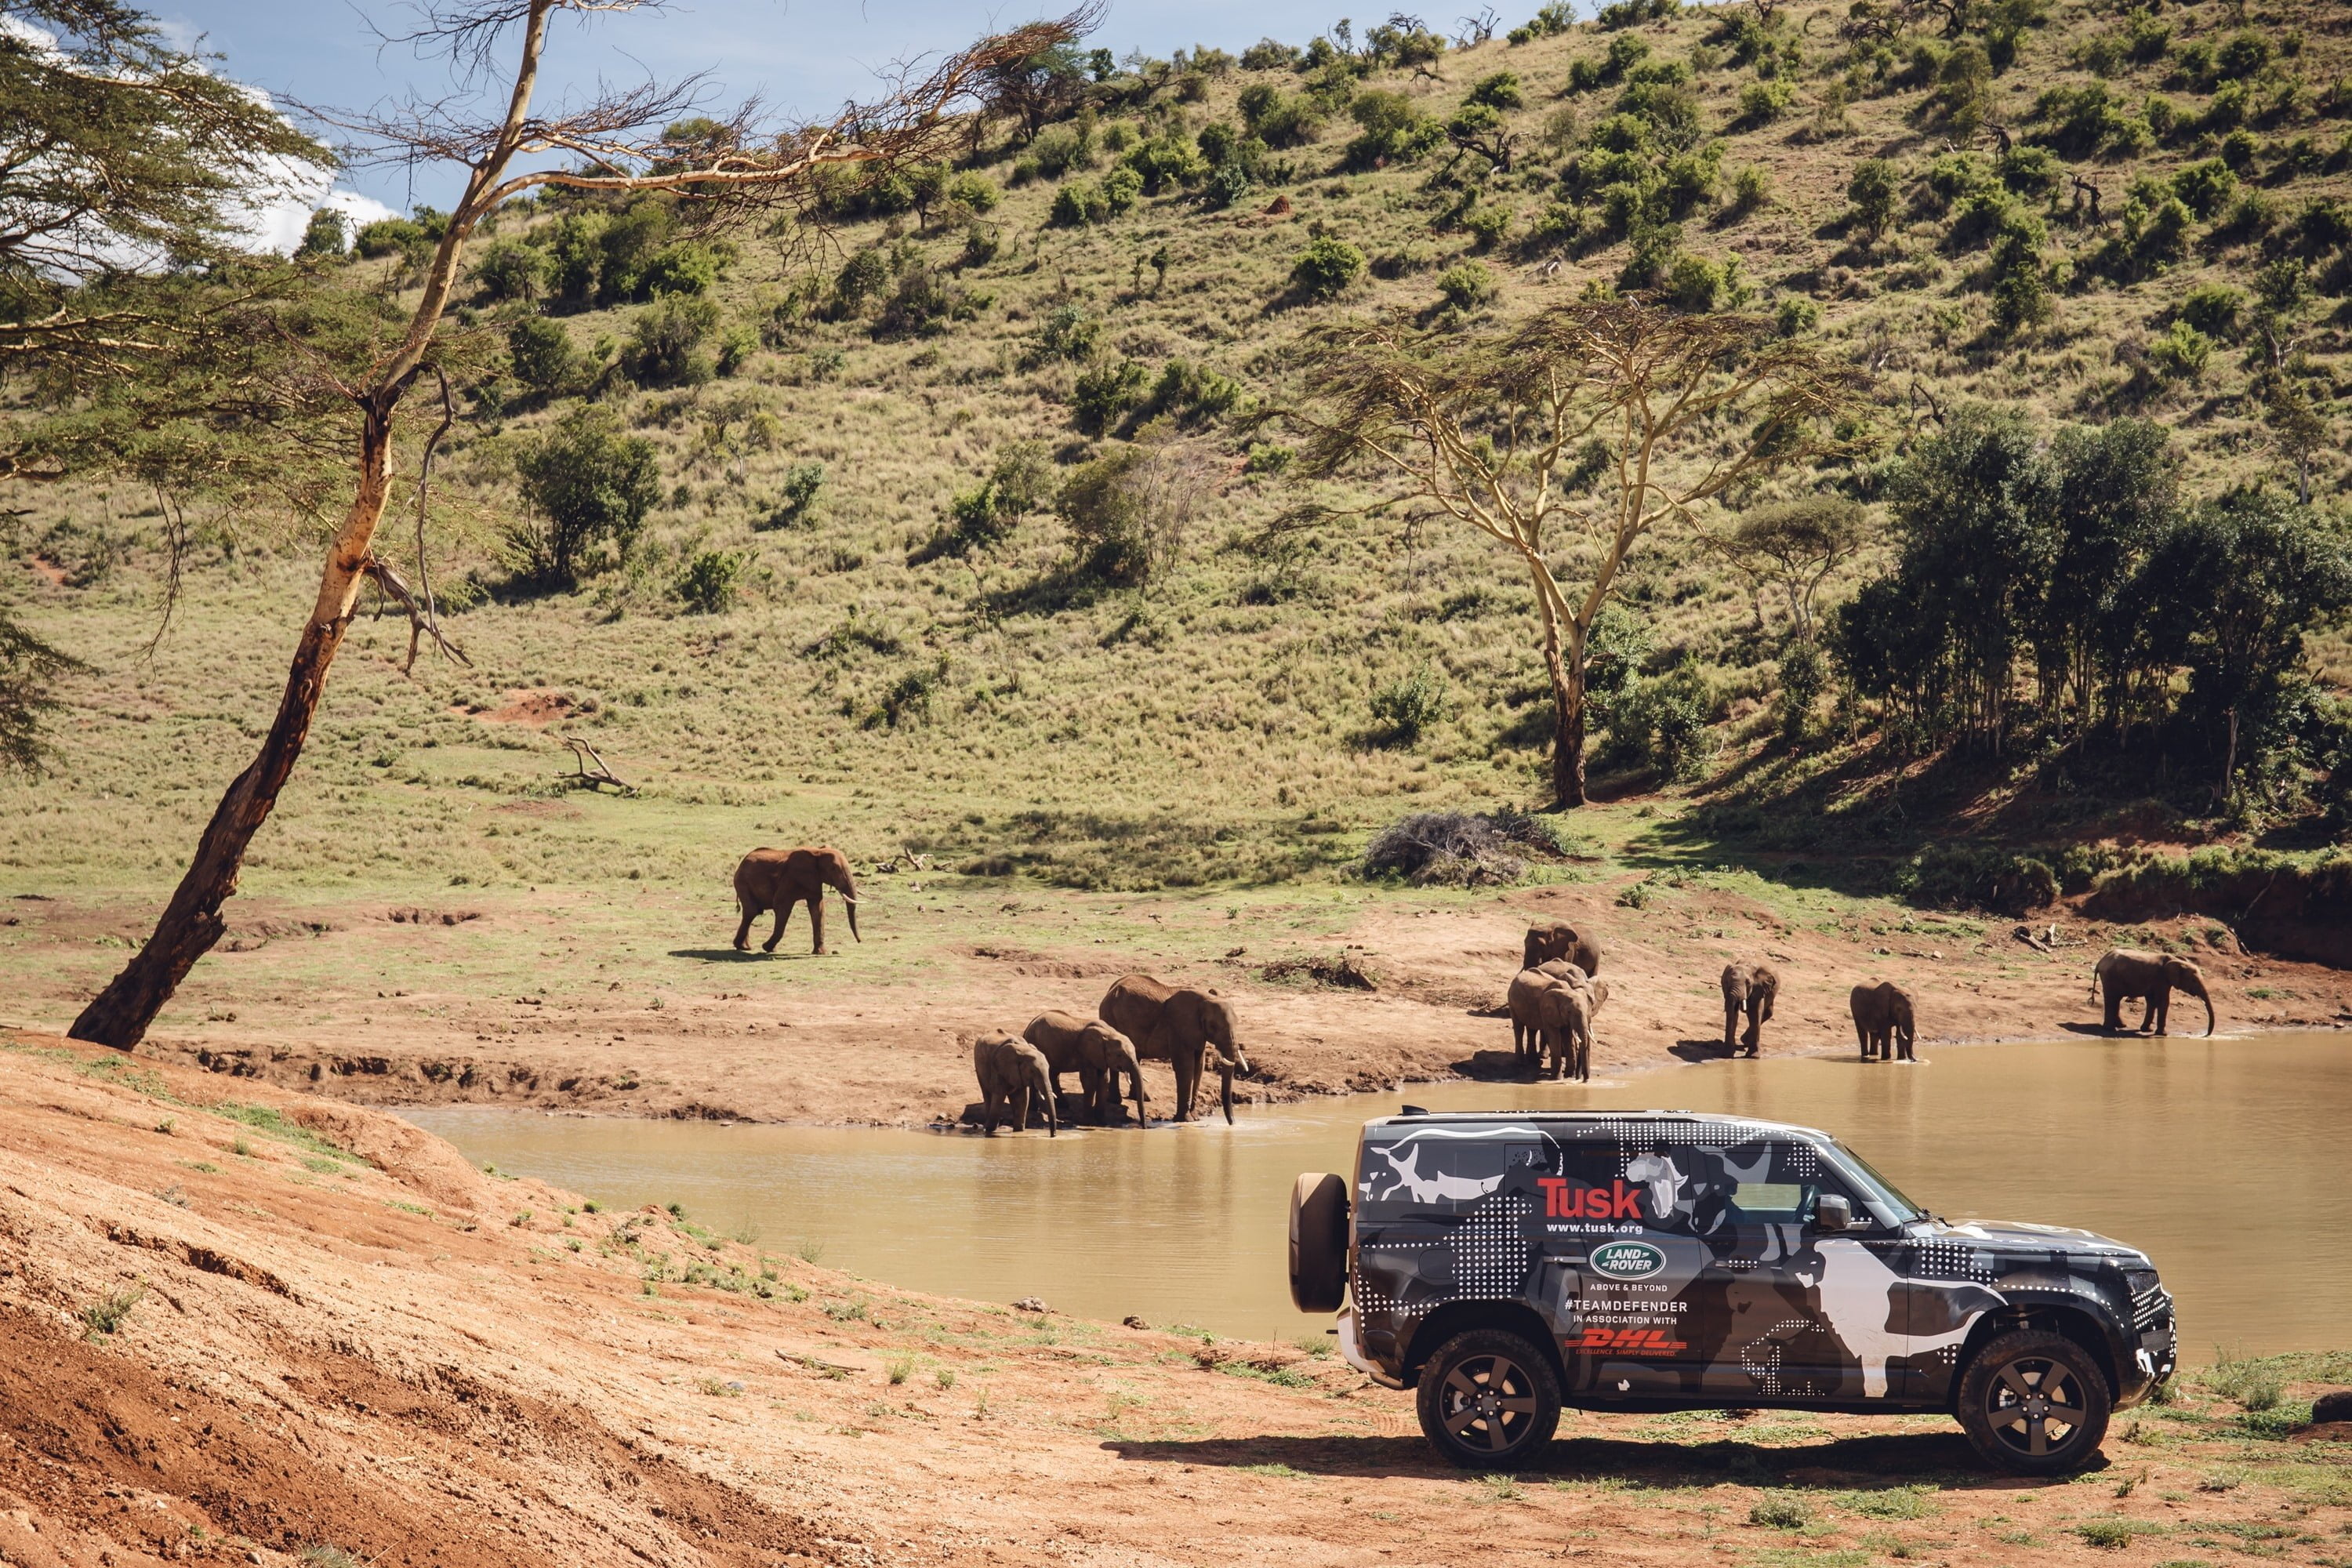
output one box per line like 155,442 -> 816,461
1288,1109 -> 2176,1475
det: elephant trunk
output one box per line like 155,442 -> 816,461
1220,1060 -> 1235,1125
843,895 -> 860,942
1129,1065 -> 1149,1130
1040,1070 -> 1057,1137
2197,985 -> 2215,1038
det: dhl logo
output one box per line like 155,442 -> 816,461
1567,1327 -> 1689,1355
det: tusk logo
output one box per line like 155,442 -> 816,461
1588,1240 -> 1668,1279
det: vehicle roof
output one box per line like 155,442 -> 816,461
1363,1109 -> 1839,1142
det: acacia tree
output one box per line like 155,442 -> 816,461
68,0 -> 1085,1048
1279,299 -> 1862,807
1711,496 -> 1874,641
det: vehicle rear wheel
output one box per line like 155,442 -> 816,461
1955,1330 -> 2111,1475
1288,1172 -> 1349,1313
1415,1329 -> 1561,1468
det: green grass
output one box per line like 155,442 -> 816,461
8,0 -> 2351,942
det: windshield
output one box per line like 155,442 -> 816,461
1824,1141 -> 1927,1225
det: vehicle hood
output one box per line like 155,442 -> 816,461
1919,1217 -> 2150,1264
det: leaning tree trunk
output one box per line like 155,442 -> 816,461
1541,608 -> 1587,809
71,401 -> 397,1048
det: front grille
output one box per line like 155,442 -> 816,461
2132,1283 -> 2172,1332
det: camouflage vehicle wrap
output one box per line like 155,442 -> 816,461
1334,1111 -> 2177,1417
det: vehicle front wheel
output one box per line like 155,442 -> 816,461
1955,1330 -> 2112,1475
1415,1329 -> 1561,1468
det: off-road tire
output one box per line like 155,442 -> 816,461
1288,1172 -> 1348,1314
1955,1329 -> 2112,1475
1416,1329 -> 1561,1468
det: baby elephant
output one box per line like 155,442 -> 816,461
1023,1011 -> 1149,1127
1721,962 -> 1778,1057
972,1033 -> 1057,1137
1849,980 -> 1916,1062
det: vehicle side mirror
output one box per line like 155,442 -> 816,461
1815,1194 -> 1853,1233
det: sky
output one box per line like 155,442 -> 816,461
154,0 -> 1370,218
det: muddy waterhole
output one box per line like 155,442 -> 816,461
408,1033 -> 2349,1354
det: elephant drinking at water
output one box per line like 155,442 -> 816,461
1099,975 -> 1250,1124
1023,1011 -> 1149,1127
973,1033 -> 1058,1136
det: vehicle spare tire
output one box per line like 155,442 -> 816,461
1289,1171 -> 1349,1313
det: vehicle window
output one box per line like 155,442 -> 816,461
1822,1142 -> 1926,1225
1618,1135 -> 1864,1234
1356,1124 -> 1548,1221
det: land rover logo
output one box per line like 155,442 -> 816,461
1589,1240 -> 1667,1279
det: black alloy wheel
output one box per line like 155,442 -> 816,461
1416,1329 -> 1562,1468
1956,1329 -> 2112,1475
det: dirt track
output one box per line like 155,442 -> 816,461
12,878 -> 2343,1127
0,1030 -> 2341,1566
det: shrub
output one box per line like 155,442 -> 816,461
353,216 -> 426,259
2147,321 -> 2211,383
1102,165 -> 1144,214
506,315 -> 578,394
1463,205 -> 1513,249
1726,165 -> 1770,216
295,208 -> 347,259
1737,78 -> 1795,124
514,407 -> 661,583
1030,121 -> 1097,178
2179,283 -> 2242,336
674,550 -> 745,614
1054,441 -> 1205,585
1051,180 -> 1109,227
1608,665 -> 1711,780
1436,261 -> 1495,311
1359,809 -> 1563,885
471,238 -> 550,302
1467,71 -> 1524,110
1748,1495 -> 1809,1530
1290,235 -> 1367,301
620,295 -> 721,386
760,462 -> 825,530
1034,303 -> 1100,363
1072,358 -> 1149,434
1348,91 -> 1442,166
1123,135 -> 1204,194
1149,358 -> 1245,423
946,172 -> 1000,212
1775,640 -> 1826,739
2171,158 -> 2237,220
1664,251 -> 1743,312
1847,158 -> 1900,245
1368,664 -> 1449,746
1895,844 -> 2058,915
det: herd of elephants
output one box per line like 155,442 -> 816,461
728,845 -> 2222,1134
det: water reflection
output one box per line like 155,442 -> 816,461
406,1032 -> 2350,1354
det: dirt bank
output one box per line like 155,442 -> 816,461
10,877 -> 2346,1127
0,1029 -> 2339,1566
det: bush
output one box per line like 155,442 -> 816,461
295,208 -> 347,259
2179,283 -> 2242,336
1748,1495 -> 1810,1530
1436,261 -> 1495,312
620,296 -> 721,386
1894,844 -> 2059,916
760,462 -> 824,530
946,172 -> 1000,212
1149,358 -> 1245,423
1102,165 -> 1144,214
1290,235 -> 1367,301
2147,321 -> 2211,383
1664,251 -> 1744,312
1609,665 -> 1711,780
471,238 -> 550,303
1847,158 -> 1900,245
2171,158 -> 2237,220
354,216 -> 426,259
1051,180 -> 1109,227
506,316 -> 578,394
1775,640 -> 1826,739
1467,71 -> 1524,110
1072,358 -> 1149,434
674,550 -> 744,614
1368,664 -> 1448,746
514,407 -> 660,583
1359,809 -> 1565,886
1737,78 -> 1795,124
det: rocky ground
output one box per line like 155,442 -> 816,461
6,875 -> 2347,1127
0,1029 -> 2343,1566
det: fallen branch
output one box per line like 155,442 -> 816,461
558,732 -> 632,793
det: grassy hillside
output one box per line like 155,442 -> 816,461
7,0 -> 2352,905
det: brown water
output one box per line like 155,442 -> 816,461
406,1032 -> 2351,1355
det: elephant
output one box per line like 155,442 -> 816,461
1507,967 -> 1568,1068
1849,981 -> 1916,1062
2092,949 -> 2214,1037
1527,982 -> 1595,1082
731,846 -> 860,955
1523,920 -> 1602,976
972,1033 -> 1058,1137
1023,1011 -> 1149,1127
1099,975 -> 1251,1124
1721,961 -> 1778,1057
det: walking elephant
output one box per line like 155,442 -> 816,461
973,1033 -> 1058,1136
1506,967 -> 1568,1067
1531,982 -> 1596,1083
1023,1011 -> 1149,1127
731,846 -> 860,955
1849,980 -> 1916,1062
1523,920 -> 1602,976
2092,949 -> 2214,1036
1099,975 -> 1251,1124
1721,962 -> 1778,1057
